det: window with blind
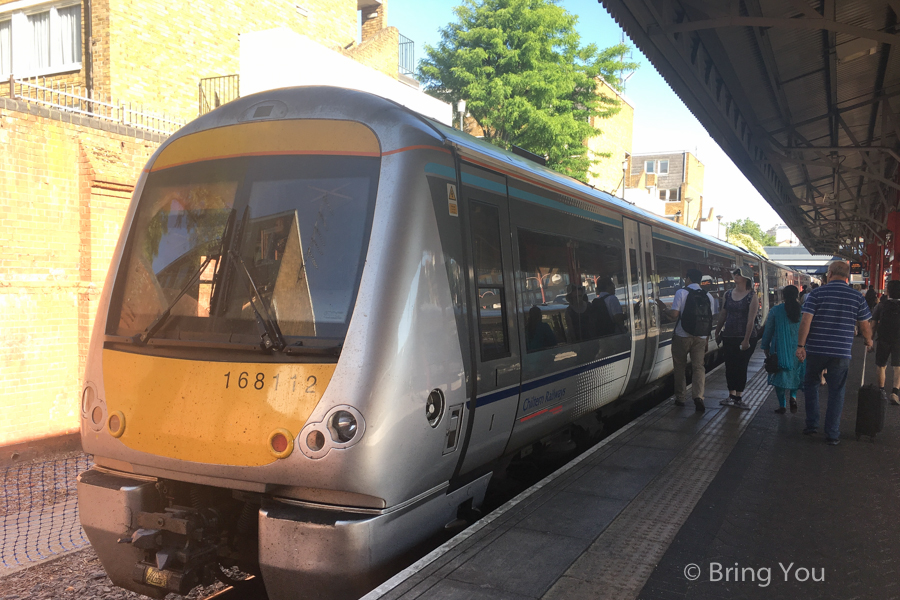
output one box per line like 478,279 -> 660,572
0,3 -> 81,77
0,20 -> 10,77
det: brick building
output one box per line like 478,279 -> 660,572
625,151 -> 706,230
1,0 -> 403,120
0,0 -> 407,447
586,78 -> 634,195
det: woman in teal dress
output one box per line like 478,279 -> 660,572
761,285 -> 806,413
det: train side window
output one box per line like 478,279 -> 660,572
655,254 -> 683,317
517,228 -> 626,351
470,201 -> 510,361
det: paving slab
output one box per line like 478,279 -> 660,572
365,355 -> 769,600
639,338 -> 900,600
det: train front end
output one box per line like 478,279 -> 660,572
77,88 -> 478,599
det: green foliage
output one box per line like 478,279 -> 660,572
726,218 -> 777,247
726,232 -> 769,258
418,0 -> 639,183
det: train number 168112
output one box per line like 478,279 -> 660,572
223,372 -> 317,393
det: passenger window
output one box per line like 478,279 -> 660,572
517,228 -> 627,352
470,202 -> 509,361
629,248 -> 643,331
645,250 -> 657,329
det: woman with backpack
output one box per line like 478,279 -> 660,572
715,265 -> 759,409
760,285 -> 806,413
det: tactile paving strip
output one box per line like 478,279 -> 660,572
544,365 -> 771,600
362,369 -> 687,600
365,360 -> 771,600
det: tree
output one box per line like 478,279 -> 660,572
726,218 -> 777,247
418,0 -> 639,183
726,232 -> 768,258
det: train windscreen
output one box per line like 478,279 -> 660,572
107,154 -> 379,349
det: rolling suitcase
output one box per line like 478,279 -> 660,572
856,350 -> 885,441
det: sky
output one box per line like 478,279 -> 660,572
387,0 -> 784,231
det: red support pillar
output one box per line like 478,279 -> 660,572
865,243 -> 878,288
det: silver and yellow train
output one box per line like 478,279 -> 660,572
77,86 -> 812,599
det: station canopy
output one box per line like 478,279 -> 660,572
601,0 -> 900,260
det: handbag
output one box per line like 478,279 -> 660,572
764,351 -> 779,374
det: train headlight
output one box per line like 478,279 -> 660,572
82,386 -> 95,415
329,411 -> 357,443
426,389 -> 445,427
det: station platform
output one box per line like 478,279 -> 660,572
363,338 -> 900,600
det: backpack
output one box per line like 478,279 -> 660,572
878,300 -> 900,343
592,294 -> 617,336
679,288 -> 713,337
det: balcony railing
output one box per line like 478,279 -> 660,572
199,75 -> 240,115
398,34 -> 415,77
6,75 -> 186,135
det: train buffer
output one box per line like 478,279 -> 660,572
364,340 -> 900,600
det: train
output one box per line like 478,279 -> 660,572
76,86 -> 814,600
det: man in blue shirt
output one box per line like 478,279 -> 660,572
795,261 -> 873,445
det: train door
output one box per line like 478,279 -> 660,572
455,164 -> 522,476
622,218 -> 652,393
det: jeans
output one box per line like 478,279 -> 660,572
803,354 -> 851,440
672,334 -> 707,401
723,337 -> 757,393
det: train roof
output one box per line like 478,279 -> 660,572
422,117 -> 751,258
176,85 -> 806,277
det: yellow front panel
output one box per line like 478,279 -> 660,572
151,120 -> 380,171
102,349 -> 335,466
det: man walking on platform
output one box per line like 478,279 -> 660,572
795,261 -> 873,446
872,279 -> 900,405
659,268 -> 715,412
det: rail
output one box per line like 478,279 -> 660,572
398,34 -> 415,77
200,74 -> 240,115
6,75 -> 186,135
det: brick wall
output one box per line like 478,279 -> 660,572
683,153 -> 705,229
360,0 -> 387,42
3,0 -> 399,122
0,98 -> 160,446
345,26 -> 400,80
587,79 -> 633,195
107,0 -> 362,121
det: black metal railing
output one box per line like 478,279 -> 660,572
199,74 -> 240,115
398,34 -> 415,77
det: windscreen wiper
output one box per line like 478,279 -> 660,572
134,247 -> 222,346
228,249 -> 287,352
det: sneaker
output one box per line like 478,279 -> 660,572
881,388 -> 889,402
789,398 -> 798,413
693,398 -> 706,412
803,427 -> 817,435
674,399 -> 686,407
774,407 -> 786,414
892,389 -> 900,406
729,397 -> 750,410
825,438 -> 841,446
720,395 -> 736,406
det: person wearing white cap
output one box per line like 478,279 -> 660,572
715,265 -> 759,409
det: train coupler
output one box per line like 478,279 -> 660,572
124,506 -> 224,595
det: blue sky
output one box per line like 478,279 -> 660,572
387,0 -> 783,230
